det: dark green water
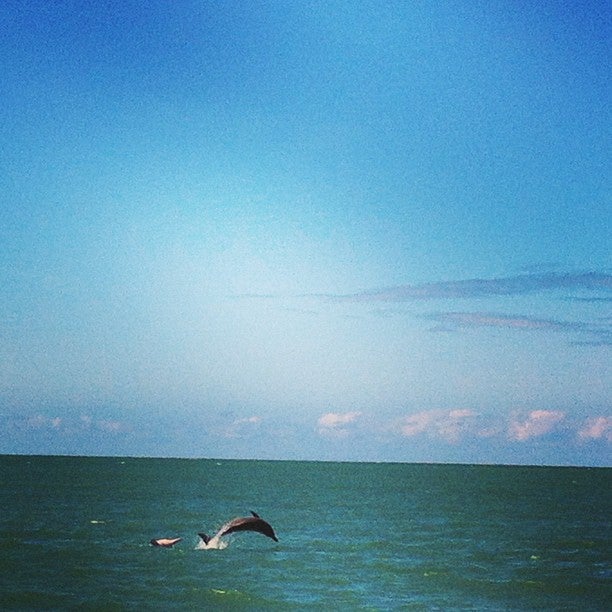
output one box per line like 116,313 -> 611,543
0,456 -> 610,610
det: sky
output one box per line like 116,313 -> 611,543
1,0 -> 610,466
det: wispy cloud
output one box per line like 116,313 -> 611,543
441,409 -> 479,442
397,409 -> 477,443
398,411 -> 433,436
97,420 -> 125,433
421,311 -> 612,345
233,272 -> 612,305
317,411 -> 361,438
508,410 -> 565,441
222,416 -> 263,439
328,272 -> 611,302
567,296 -> 612,303
80,415 -> 130,433
11,414 -> 130,434
229,293 -> 279,300
571,339 -> 612,347
578,416 -> 612,442
307,272 -> 612,345
424,312 -> 580,332
25,414 -> 63,429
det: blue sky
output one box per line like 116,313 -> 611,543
1,1 -> 610,465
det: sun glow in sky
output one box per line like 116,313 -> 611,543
1,1 -> 610,465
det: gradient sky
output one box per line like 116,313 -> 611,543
1,1 -> 610,465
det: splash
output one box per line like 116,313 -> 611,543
196,536 -> 228,550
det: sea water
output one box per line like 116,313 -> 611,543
0,456 -> 609,610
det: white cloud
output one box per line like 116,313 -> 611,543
399,411 -> 433,437
578,416 -> 612,442
25,414 -> 62,429
223,415 -> 262,439
437,409 -> 477,442
508,410 -> 565,441
318,411 -> 360,428
97,420 -> 125,433
397,409 -> 477,443
23,413 -> 128,434
317,411 -> 361,438
235,416 -> 262,425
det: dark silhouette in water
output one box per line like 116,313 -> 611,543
198,511 -> 278,548
150,537 -> 182,547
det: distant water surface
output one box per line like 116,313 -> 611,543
0,456 -> 610,610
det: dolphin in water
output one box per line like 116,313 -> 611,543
198,511 -> 278,549
150,537 -> 182,548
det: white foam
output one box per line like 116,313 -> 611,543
196,536 -> 228,550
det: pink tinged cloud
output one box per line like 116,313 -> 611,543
317,411 -> 361,438
508,410 -> 565,441
578,417 -> 612,442
438,409 -> 477,442
398,409 -> 477,442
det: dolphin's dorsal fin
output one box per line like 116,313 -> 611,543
250,510 -> 260,518
198,532 -> 211,544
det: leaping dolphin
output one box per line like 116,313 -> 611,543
198,511 -> 278,549
150,537 -> 182,547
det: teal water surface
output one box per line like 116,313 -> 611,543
0,456 -> 610,610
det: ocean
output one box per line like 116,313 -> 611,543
0,456 -> 609,610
